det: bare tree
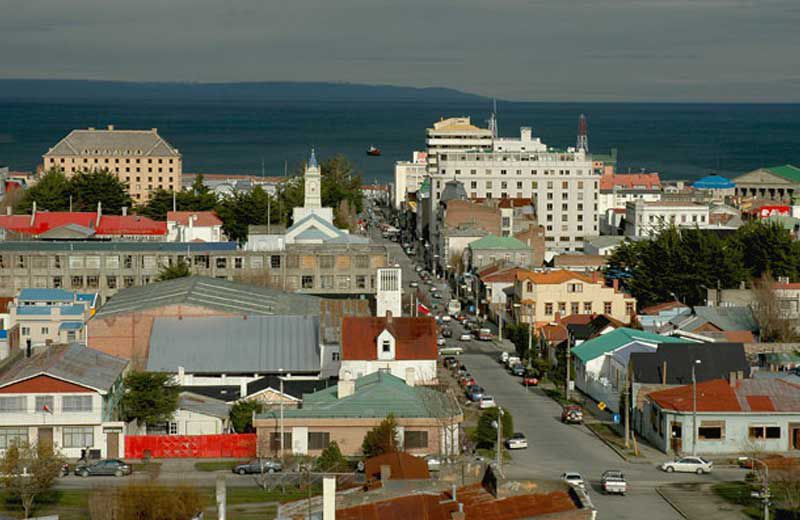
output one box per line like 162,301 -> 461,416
0,441 -> 65,518
752,273 -> 798,342
773,458 -> 800,513
89,483 -> 205,520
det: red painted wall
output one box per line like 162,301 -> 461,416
125,434 -> 257,459
0,375 -> 93,393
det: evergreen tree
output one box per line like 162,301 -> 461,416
732,220 -> 798,280
474,408 -> 514,448
315,441 -> 348,472
16,168 -> 70,212
229,400 -> 263,433
361,414 -> 400,457
68,169 -> 132,214
120,372 -> 180,426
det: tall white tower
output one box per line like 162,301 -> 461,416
304,148 -> 322,209
376,268 -> 402,318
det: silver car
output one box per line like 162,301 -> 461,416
660,456 -> 713,474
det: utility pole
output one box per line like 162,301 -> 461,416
498,308 -> 503,342
691,360 -> 700,456
279,373 -> 285,461
565,333 -> 572,401
527,320 -> 533,370
624,365 -> 630,449
495,407 -> 504,473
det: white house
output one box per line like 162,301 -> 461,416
166,211 -> 225,242
624,201 -> 710,237
0,344 -> 128,459
339,315 -> 438,384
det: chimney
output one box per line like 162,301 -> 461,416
661,361 -> 667,385
323,477 -> 336,520
451,504 -> 465,520
554,311 -> 561,322
30,201 -> 36,226
121,206 -> 127,216
96,201 -> 102,227
451,484 -> 457,502
337,378 -> 355,399
729,371 -> 736,387
405,367 -> 416,387
380,464 -> 392,481
612,279 -> 619,291
386,309 -> 393,324
107,125 -> 114,131
592,271 -> 599,283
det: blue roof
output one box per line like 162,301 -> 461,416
75,293 -> 96,306
60,305 -> 86,316
17,306 -> 53,316
18,288 -> 74,302
59,322 -> 84,331
693,175 -> 735,190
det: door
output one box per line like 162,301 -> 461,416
793,426 -> 800,450
37,428 -> 53,451
670,422 -> 682,454
106,432 -> 119,459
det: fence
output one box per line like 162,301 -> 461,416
125,433 -> 257,459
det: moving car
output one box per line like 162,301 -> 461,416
441,315 -> 452,322
561,405 -> 584,424
505,356 -> 521,368
75,459 -> 132,477
459,333 -> 473,341
601,470 -> 627,495
505,433 -> 528,450
510,364 -> 525,377
442,328 -> 453,338
233,459 -> 283,475
661,456 -> 713,474
465,385 -> 485,402
477,328 -> 493,341
479,395 -> 497,409
561,472 -> 585,489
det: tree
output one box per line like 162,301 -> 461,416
733,220 -> 799,280
773,459 -> 800,514
16,168 -> 70,212
315,441 -> 349,472
156,260 -> 191,281
68,169 -> 132,214
474,407 -> 513,448
0,441 -> 65,518
229,400 -> 264,433
361,414 -> 399,457
120,372 -> 180,426
215,186 -> 277,244
752,273 -> 798,342
89,483 -> 205,520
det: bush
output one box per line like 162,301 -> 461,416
362,414 -> 399,457
474,408 -> 513,448
89,483 -> 205,520
315,442 -> 349,472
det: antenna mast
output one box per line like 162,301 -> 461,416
487,98 -> 498,139
577,114 -> 588,152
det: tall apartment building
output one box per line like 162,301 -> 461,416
42,126 -> 182,203
425,117 -> 493,179
393,151 -> 428,208
431,126 -> 599,252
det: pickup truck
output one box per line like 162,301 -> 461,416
601,470 -> 627,495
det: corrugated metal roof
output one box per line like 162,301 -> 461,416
0,344 -> 127,392
341,317 -> 437,361
572,327 -> 689,363
147,315 -> 321,374
93,276 -> 321,319
179,392 -> 231,419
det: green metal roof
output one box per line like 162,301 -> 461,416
765,165 -> 800,183
572,327 -> 689,363
255,372 -> 459,420
468,234 -> 528,251
764,215 -> 800,230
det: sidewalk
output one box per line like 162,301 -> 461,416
656,483 -> 750,520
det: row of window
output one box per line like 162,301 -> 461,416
0,426 -> 93,449
644,214 -> 707,224
51,156 -> 175,164
0,395 -> 92,413
268,430 -> 428,451
439,153 -> 584,164
533,301 -> 634,316
445,169 -> 594,179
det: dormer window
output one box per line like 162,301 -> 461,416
382,340 -> 391,353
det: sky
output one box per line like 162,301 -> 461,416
1,0 -> 799,102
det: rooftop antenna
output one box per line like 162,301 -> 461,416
487,98 -> 498,139
577,114 -> 588,153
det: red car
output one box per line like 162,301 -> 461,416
523,374 -> 539,386
561,405 -> 583,424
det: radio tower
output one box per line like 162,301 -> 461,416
576,113 -> 588,152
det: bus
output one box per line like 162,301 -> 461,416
447,299 -> 461,316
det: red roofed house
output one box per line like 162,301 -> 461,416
642,377 -> 800,454
339,315 -> 438,384
167,211 -> 225,242
598,172 -> 662,234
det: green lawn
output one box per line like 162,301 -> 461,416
1,490 -> 89,520
711,481 -> 762,519
195,460 -> 247,472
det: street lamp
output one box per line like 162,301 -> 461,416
739,457 -> 770,520
492,407 -> 505,473
691,359 -> 701,456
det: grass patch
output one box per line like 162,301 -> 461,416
195,460 -> 246,472
711,482 -> 762,519
1,489 -> 89,520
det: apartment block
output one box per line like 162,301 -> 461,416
624,200 -> 710,237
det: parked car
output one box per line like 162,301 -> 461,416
459,333 -> 473,341
415,266 -> 423,272
561,472 -> 585,489
76,459 -> 132,477
661,457 -> 713,474
424,454 -> 446,472
505,356 -> 521,368
477,328 -> 493,341
441,315 -> 452,322
505,433 -> 528,450
510,364 -> 525,377
522,370 -> 540,386
409,281 -> 419,288
479,395 -> 497,409
466,385 -> 485,402
437,337 -> 447,346
443,356 -> 458,369
601,470 -> 627,495
233,459 -> 283,475
498,352 -> 509,364
460,376 -> 476,388
439,345 -> 464,356
442,328 -> 453,338
561,405 -> 584,424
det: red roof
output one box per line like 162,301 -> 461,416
0,212 -> 166,236
599,172 -> 661,191
341,317 -> 437,361
639,301 -> 689,316
481,266 -> 529,284
364,452 -> 430,481
649,378 -> 800,413
336,483 -> 576,520
167,211 -> 223,227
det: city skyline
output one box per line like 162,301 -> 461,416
1,0 -> 799,102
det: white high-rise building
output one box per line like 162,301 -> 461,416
376,268 -> 402,317
428,125 -> 599,253
393,151 -> 428,208
426,117 -> 493,180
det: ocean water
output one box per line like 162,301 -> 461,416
1,99 -> 799,183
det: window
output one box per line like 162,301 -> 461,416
698,421 -> 724,440
269,432 -> 293,452
40,327 -> 49,335
71,275 -> 84,288
308,432 -> 331,450
749,426 -> 781,439
626,302 -> 634,315
62,426 -> 93,448
52,276 -> 62,288
106,275 -> 117,289
571,302 -> 579,314
356,275 -> 367,289
123,276 -> 135,288
355,255 -> 369,269
0,428 -> 27,449
382,340 -> 391,353
404,431 -> 428,449
544,303 -> 553,315
583,302 -> 592,313
21,327 -> 30,336
35,396 -> 54,413
62,395 -> 92,412
321,275 -> 334,289
234,257 -> 243,269
558,302 -> 566,314
567,283 -> 582,293
526,281 -> 533,292
215,257 -> 227,269
331,352 -> 340,361
302,275 -> 314,289
270,255 -> 281,269
123,255 -> 133,269
0,396 -> 26,413
87,275 -> 99,289
604,302 -> 612,314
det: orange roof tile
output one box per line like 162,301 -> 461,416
341,317 -> 437,361
599,172 -> 661,191
516,270 -> 594,285
167,211 -> 223,227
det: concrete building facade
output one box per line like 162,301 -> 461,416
624,200 -> 710,237
393,151 -> 427,209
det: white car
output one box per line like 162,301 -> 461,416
505,433 -> 528,450
478,396 -> 496,409
441,315 -> 452,323
459,333 -> 472,341
660,456 -> 713,474
437,337 -> 446,346
561,472 -> 585,489
409,281 -> 419,288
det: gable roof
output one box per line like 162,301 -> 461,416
0,212 -> 166,237
649,378 -> 800,413
667,306 -> 758,333
480,266 -> 529,284
639,301 -> 689,316
341,317 -> 437,361
246,376 -> 334,399
630,342 -> 750,385
516,269 -> 594,285
0,344 -> 127,393
93,276 -> 321,319
764,165 -> 800,183
468,235 -> 528,251
147,315 -> 321,374
167,211 -> 223,227
572,327 -> 689,363
257,372 -> 459,420
599,172 -> 661,191
45,127 -> 180,158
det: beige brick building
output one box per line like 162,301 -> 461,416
42,125 -> 182,202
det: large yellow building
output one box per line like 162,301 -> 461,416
43,125 -> 182,202
513,269 -> 636,326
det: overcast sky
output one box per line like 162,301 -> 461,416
1,0 -> 798,102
